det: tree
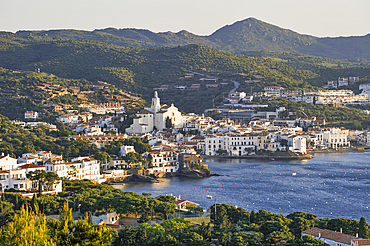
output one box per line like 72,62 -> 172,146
0,205 -> 56,246
157,195 -> 176,204
147,154 -> 153,168
31,194 -> 38,211
260,219 -> 295,245
301,235 -> 329,245
212,205 -> 231,230
94,152 -> 111,164
198,222 -> 211,241
230,233 -> 248,246
0,200 -> 14,227
352,120 -> 362,130
289,216 -> 312,239
44,172 -> 60,191
59,129 -> 72,137
359,217 -> 369,239
47,202 -> 113,245
156,202 -> 176,220
165,117 -> 172,129
111,225 -> 137,246
26,170 -> 47,196
123,152 -> 146,168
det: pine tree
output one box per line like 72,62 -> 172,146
0,205 -> 56,246
48,202 -> 112,245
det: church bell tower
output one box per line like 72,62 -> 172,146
151,91 -> 161,113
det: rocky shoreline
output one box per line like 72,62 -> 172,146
105,174 -> 160,184
202,151 -> 313,160
308,148 -> 370,154
104,168 -> 218,185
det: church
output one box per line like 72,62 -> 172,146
126,91 -> 183,133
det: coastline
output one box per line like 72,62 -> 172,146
202,152 -> 313,160
104,168 -> 217,185
308,148 -> 370,154
202,148 -> 370,160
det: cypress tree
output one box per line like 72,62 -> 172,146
31,194 -> 38,211
1,193 -> 5,202
359,217 -> 369,239
14,195 -> 19,210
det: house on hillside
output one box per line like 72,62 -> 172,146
24,111 -> 38,120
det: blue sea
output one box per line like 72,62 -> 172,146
112,152 -> 370,221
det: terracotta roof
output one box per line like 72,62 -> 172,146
352,239 -> 370,246
18,164 -> 45,169
138,109 -> 153,114
302,228 -> 355,245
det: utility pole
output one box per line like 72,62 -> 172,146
214,198 -> 217,222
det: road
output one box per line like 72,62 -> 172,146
186,69 -> 240,100
228,79 -> 240,98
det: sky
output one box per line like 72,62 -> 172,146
1,0 -> 369,37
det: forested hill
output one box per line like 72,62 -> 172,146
0,32 -> 319,96
16,17 -> 370,59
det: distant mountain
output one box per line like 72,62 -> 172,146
16,18 -> 370,59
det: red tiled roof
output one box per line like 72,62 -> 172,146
352,239 -> 370,246
18,164 -> 45,169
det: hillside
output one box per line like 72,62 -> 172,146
0,33 -> 323,114
0,66 -> 146,120
16,18 -> 370,59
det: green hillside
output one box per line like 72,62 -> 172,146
0,33 -> 323,114
0,66 -> 146,120
16,18 -> 370,59
17,29 -> 159,48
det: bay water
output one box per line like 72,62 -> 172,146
113,152 -> 370,221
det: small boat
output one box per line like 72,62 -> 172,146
292,173 -> 297,176
206,192 -> 212,199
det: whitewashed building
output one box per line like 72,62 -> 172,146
24,111 -> 38,120
126,92 -> 183,133
146,150 -> 179,174
323,128 -> 350,149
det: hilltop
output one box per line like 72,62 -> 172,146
17,18 -> 370,59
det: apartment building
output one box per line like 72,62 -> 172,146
323,128 -> 349,149
146,150 -> 179,174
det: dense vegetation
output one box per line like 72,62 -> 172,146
0,114 -> 151,159
0,67 -> 145,119
266,99 -> 370,122
0,32 -> 325,113
244,51 -> 370,70
1,23 -> 370,119
1,180 -> 370,245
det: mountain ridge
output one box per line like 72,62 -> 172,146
15,17 -> 370,59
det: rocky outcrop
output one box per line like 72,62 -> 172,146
163,168 -> 215,178
105,174 -> 159,184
